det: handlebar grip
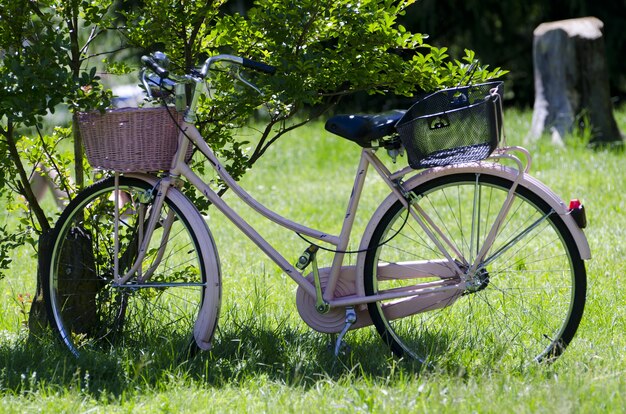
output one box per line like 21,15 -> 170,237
141,55 -> 169,79
242,58 -> 276,75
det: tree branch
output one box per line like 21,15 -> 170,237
294,3 -> 322,57
247,102 -> 337,167
35,125 -> 74,201
85,46 -> 130,60
2,120 -> 50,233
79,25 -> 99,55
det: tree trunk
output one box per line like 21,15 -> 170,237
529,17 -> 623,145
29,225 -> 104,339
28,231 -> 52,337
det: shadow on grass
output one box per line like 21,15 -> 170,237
0,318 -> 442,399
0,279 -> 476,399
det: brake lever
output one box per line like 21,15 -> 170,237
231,67 -> 264,96
140,69 -> 152,98
140,69 -> 177,101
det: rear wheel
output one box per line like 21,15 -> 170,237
43,176 -> 220,357
364,172 -> 586,367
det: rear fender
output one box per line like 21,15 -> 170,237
354,163 -> 591,299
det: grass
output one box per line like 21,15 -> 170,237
1,107 -> 626,412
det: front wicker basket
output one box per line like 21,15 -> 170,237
78,107 -> 188,172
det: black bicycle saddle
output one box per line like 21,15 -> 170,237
324,110 -> 406,147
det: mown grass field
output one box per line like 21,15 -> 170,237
0,107 -> 625,413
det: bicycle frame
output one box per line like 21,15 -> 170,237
42,51 -> 592,363
114,115 -> 591,335
111,53 -> 590,337
113,120 -> 455,301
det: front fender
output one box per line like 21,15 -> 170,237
125,172 -> 222,350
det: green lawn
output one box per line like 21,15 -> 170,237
1,107 -> 625,413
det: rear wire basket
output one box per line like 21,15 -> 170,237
396,81 -> 504,169
78,107 -> 192,172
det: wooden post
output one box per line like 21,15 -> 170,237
529,17 -> 623,145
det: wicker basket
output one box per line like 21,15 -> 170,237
78,107 -> 192,172
396,82 -> 504,169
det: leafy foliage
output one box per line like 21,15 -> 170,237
0,0 -> 506,277
0,0 -> 74,277
0,0 -> 115,280
124,0 -> 506,189
0,1 -> 72,126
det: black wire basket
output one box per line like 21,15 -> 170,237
396,81 -> 504,169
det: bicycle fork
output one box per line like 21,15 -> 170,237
114,174 -> 175,285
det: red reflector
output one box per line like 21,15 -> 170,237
568,199 -> 587,228
569,199 -> 582,210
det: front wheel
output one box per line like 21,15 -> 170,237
43,176 -> 221,357
363,172 -> 586,368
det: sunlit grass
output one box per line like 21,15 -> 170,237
1,107 -> 626,412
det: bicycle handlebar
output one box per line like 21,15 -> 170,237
140,52 -> 275,98
140,52 -> 276,113
242,58 -> 276,75
141,52 -> 276,81
141,55 -> 170,79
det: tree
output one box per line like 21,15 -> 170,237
400,0 -> 626,107
123,0 -> 505,189
1,0 -> 505,331
0,0 -> 115,330
0,0 -> 72,268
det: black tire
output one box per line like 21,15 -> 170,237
364,173 -> 586,367
43,176 -> 216,357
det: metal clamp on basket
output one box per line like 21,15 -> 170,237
396,81 -> 504,169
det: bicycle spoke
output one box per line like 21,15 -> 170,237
45,177 -> 218,357
365,172 -> 585,368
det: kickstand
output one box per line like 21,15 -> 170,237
334,307 -> 357,357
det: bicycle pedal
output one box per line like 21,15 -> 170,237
296,245 -> 319,270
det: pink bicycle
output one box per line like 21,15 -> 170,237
43,53 -> 589,367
